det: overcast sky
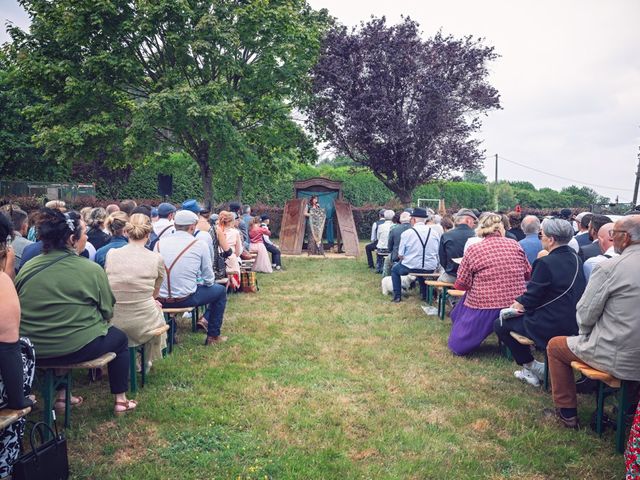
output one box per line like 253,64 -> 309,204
2,0 -> 639,202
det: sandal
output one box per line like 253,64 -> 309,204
114,399 -> 138,415
54,395 -> 83,413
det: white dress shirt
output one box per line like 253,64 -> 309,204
155,230 -> 214,298
376,220 -> 394,250
153,218 -> 176,237
398,224 -> 441,270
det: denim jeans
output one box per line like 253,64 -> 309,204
265,242 -> 281,267
161,284 -> 227,337
391,263 -> 434,299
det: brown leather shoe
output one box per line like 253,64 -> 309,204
197,317 -> 208,330
240,251 -> 253,260
204,335 -> 229,345
543,408 -> 579,430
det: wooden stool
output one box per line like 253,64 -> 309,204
509,332 -> 549,391
37,352 -> 116,429
424,281 -> 455,319
0,406 -> 32,430
571,361 -> 630,453
444,289 -> 465,319
161,307 -> 194,353
129,324 -> 170,394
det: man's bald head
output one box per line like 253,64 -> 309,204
596,222 -> 615,253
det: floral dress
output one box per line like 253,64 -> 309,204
627,403 -> 640,479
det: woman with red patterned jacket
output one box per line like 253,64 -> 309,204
448,213 -> 531,356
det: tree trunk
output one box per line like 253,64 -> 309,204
397,190 -> 413,206
235,175 -> 244,203
195,143 -> 214,208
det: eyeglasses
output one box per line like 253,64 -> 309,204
608,229 -> 628,238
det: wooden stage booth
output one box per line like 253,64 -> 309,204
279,177 -> 359,257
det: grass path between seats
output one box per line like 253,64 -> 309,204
46,245 -> 623,479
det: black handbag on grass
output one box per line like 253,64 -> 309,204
12,421 -> 69,480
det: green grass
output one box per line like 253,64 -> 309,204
33,245 -> 625,479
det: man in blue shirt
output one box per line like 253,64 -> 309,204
391,208 -> 441,303
519,215 -> 543,265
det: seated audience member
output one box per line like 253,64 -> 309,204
106,204 -> 120,215
507,211 -> 526,241
627,403 -> 640,478
440,216 -> 454,233
118,199 -> 137,216
150,207 -> 159,223
573,212 -> 592,247
242,205 -> 253,229
494,218 -> 586,386
95,212 -> 129,268
218,211 -> 242,288
105,214 -> 167,369
0,213 -> 34,409
44,200 -> 66,211
426,209 -> 444,236
87,207 -> 111,250
153,202 -> 176,236
375,209 -> 395,273
131,205 -> 152,217
3,206 -> 33,268
182,199 -> 214,261
366,209 -> 386,269
26,211 -> 38,242
438,208 -> 477,283
16,208 -> 136,414
155,210 -> 228,345
501,214 -> 518,241
579,214 -> 612,261
448,213 -> 531,356
229,202 -> 250,253
518,215 -> 543,265
544,215 -> 640,429
388,212 -> 412,265
583,222 -> 617,281
249,217 -> 273,273
260,214 -> 282,270
391,208 -> 441,303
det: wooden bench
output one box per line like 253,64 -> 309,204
162,307 -> 195,350
509,332 -> 550,391
129,324 -> 170,394
37,352 -> 116,429
0,406 -> 32,430
571,360 -> 630,453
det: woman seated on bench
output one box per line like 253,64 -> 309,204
16,208 -> 137,415
105,213 -> 167,370
448,213 -> 531,356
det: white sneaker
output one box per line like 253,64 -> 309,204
529,360 -> 546,383
514,367 -> 540,387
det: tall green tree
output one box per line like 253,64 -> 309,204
9,0 -> 329,206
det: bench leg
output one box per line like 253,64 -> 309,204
64,371 -> 72,429
129,347 -> 137,394
41,369 -> 55,431
596,382 -> 605,436
439,288 -> 449,320
191,307 -> 198,333
427,284 -> 433,304
543,351 -> 550,392
140,344 -> 146,389
616,381 -> 628,454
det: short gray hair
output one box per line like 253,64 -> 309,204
541,218 -> 574,244
521,215 -> 541,235
621,216 -> 640,242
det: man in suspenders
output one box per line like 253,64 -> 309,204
155,210 -> 228,345
153,202 -> 177,238
391,208 -> 441,303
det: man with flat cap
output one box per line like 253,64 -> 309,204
155,210 -> 228,345
391,207 -> 441,302
438,208 -> 477,283
153,202 -> 177,238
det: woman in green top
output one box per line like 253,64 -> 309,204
16,208 -> 137,415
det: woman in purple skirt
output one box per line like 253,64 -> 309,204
448,213 -> 531,355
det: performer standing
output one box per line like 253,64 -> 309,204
304,195 -> 326,256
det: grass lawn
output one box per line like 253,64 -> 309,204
38,245 -> 625,479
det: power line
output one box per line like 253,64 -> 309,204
496,155 -> 633,192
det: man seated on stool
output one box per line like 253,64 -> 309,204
391,208 -> 441,303
545,215 -> 640,429
155,210 -> 228,345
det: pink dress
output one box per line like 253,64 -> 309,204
223,228 -> 242,274
249,226 -> 273,273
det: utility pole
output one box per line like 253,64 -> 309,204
633,146 -> 640,206
495,153 -> 498,183
494,153 -> 499,211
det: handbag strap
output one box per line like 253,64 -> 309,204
28,421 -> 60,456
15,253 -> 73,292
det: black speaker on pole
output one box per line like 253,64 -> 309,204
158,174 -> 173,198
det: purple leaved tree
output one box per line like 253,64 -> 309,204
306,17 -> 501,205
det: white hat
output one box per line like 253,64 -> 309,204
174,210 -> 199,226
